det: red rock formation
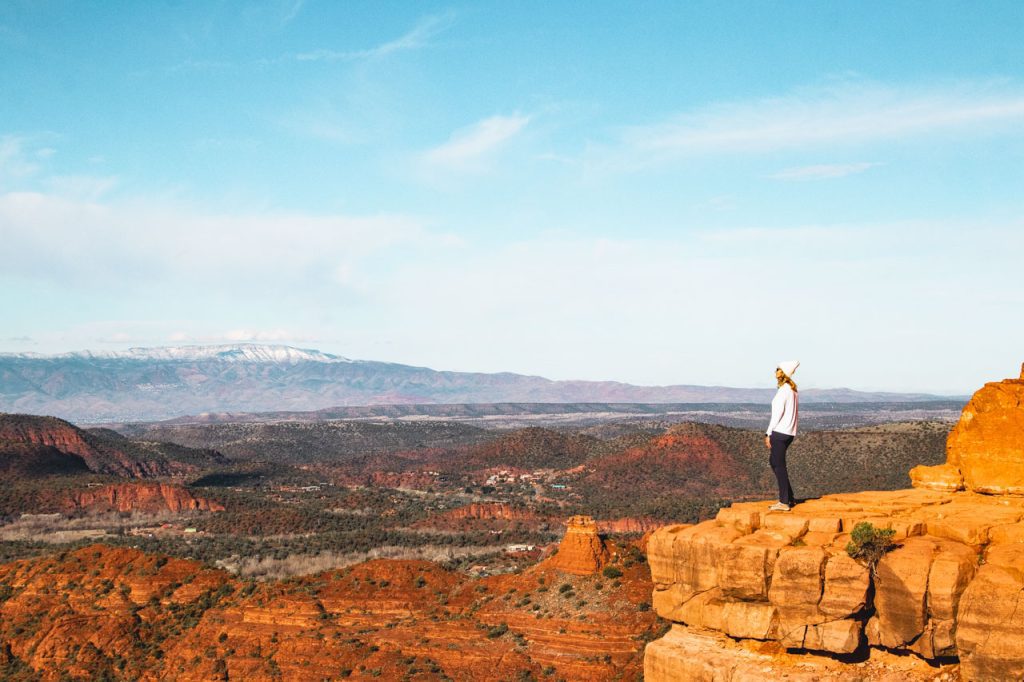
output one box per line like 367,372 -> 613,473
0,414 -> 201,478
911,364 -> 1024,495
582,423 -> 750,499
0,542 -> 661,681
546,515 -> 611,575
60,483 -> 225,514
646,368 -> 1024,681
596,517 -> 662,534
450,502 -> 534,520
0,414 -> 100,462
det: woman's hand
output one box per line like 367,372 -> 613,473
764,435 -> 771,450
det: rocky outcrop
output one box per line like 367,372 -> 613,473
547,515 -> 610,575
0,413 -> 215,478
595,517 -> 662,534
60,483 -> 225,514
911,366 -> 1024,495
645,624 -> 959,681
646,367 -> 1024,682
436,502 -> 537,522
0,414 -> 101,463
646,490 -> 1024,680
0,542 -> 660,681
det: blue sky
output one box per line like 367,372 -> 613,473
2,1 -> 1023,393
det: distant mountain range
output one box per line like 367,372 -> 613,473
0,343 -> 959,423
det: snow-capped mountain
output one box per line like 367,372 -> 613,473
0,344 -> 957,423
4,344 -> 353,364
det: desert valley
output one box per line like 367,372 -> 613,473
4,3 -> 1023,679
5,346 -> 1020,680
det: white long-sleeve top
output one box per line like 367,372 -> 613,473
766,384 -> 799,436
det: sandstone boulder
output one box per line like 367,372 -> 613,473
769,546 -> 827,628
909,463 -> 964,492
932,371 -> 1024,495
817,552 -> 870,618
956,544 -> 1024,680
547,515 -> 610,575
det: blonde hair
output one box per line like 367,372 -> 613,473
776,369 -> 798,392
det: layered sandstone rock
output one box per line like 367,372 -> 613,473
646,368 -> 1024,681
0,542 -> 660,681
645,624 -> 959,682
595,517 -> 662,534
547,515 -> 610,575
911,366 -> 1024,495
646,490 -> 1024,680
60,483 -> 225,514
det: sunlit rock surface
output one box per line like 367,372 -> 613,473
547,515 -> 610,575
912,365 -> 1024,495
645,366 -> 1024,682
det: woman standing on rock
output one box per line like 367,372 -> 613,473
765,361 -> 800,512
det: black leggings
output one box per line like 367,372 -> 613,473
769,431 -> 795,505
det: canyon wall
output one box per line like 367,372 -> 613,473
60,483 -> 225,514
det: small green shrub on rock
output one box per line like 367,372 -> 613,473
601,566 -> 623,579
845,522 -> 896,574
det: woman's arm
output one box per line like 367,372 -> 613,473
766,390 -> 784,436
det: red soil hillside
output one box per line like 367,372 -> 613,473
582,423 -> 749,498
0,443 -> 91,478
456,428 -> 599,471
330,428 -> 601,486
0,415 -> 99,461
0,537 -> 660,681
0,414 -> 224,478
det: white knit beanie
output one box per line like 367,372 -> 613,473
778,360 -> 800,377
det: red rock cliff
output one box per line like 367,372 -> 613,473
645,367 -> 1024,682
61,483 -> 225,514
0,414 -> 100,462
0,414 -> 199,478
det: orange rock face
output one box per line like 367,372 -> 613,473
547,515 -> 611,575
0,415 -> 97,460
0,413 -> 206,478
911,366 -> 1024,495
646,488 -> 1024,680
595,517 -> 662,534
0,541 -> 660,681
947,373 -> 1024,494
60,482 -> 225,514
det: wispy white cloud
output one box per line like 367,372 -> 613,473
768,162 -> 880,181
0,135 -> 44,182
368,216 -> 1024,391
281,0 -> 305,25
165,58 -> 236,74
291,12 -> 454,63
420,114 -> 531,172
166,13 -> 453,76
593,80 -> 1024,171
0,189 -> 447,294
169,328 -> 313,344
45,174 -> 119,200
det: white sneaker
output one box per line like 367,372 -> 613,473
768,502 -> 791,512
